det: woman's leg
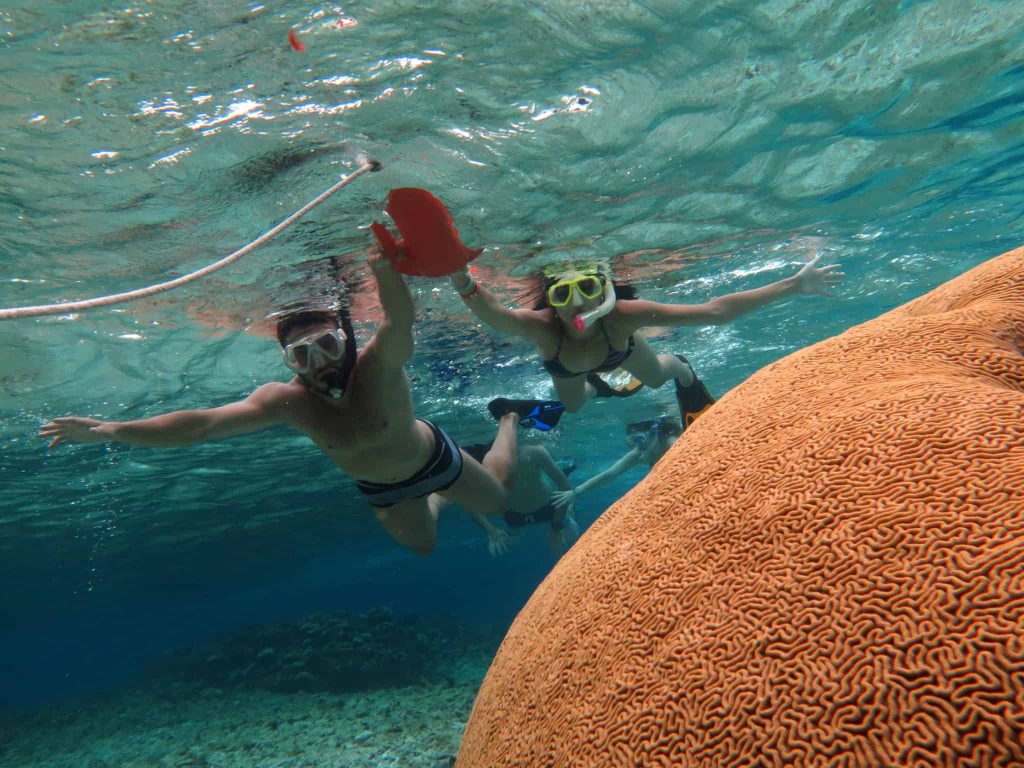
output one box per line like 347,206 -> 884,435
623,337 -> 715,428
621,335 -> 694,388
552,374 -> 591,412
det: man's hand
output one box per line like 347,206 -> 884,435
368,243 -> 402,275
547,515 -> 580,553
793,251 -> 845,297
38,417 -> 108,449
486,526 -> 510,556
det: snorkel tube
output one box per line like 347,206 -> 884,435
572,277 -> 616,332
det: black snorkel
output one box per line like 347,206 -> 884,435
303,307 -> 357,400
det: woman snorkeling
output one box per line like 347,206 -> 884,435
448,248 -> 843,413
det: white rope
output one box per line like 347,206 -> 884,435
0,160 -> 381,321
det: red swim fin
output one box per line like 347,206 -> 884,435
371,188 -> 483,277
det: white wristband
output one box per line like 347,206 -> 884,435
455,273 -> 478,297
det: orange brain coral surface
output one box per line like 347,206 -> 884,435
458,248 -> 1024,768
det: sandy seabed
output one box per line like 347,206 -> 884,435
0,660 -> 488,768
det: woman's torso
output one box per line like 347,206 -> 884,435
537,306 -> 635,377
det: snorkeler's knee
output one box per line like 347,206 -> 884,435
563,398 -> 586,413
631,369 -> 668,388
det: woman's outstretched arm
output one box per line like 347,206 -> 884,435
617,253 -> 844,332
449,268 -> 551,344
550,447 -> 644,511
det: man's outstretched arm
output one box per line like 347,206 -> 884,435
39,383 -> 289,449
366,246 -> 415,367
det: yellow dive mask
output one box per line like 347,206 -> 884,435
546,273 -> 606,307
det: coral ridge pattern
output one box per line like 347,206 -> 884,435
457,248 -> 1024,767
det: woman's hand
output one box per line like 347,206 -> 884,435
551,489 -> 577,513
38,417 -> 107,448
793,252 -> 844,296
448,266 -> 477,297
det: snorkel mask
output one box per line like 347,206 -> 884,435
625,416 -> 680,450
269,301 -> 358,400
544,264 -> 616,332
282,328 -> 347,374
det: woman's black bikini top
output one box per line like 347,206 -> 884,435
542,319 -> 636,378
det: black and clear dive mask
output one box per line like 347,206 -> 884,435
625,417 -> 675,450
282,328 -> 347,374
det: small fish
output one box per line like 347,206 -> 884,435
288,28 -> 306,52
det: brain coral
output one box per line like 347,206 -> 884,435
458,249 -> 1024,768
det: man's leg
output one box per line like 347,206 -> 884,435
373,497 -> 439,556
438,413 -> 518,516
482,412 -> 518,487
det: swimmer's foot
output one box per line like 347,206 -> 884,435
674,355 -> 715,430
586,371 -> 644,399
488,398 -> 566,432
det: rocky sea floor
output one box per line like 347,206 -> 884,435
0,611 -> 500,768
0,679 -> 482,768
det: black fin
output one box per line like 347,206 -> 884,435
488,398 -> 566,431
674,356 -> 715,430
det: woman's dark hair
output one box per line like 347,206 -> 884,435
659,417 -> 683,438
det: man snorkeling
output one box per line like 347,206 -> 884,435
446,441 -> 580,556
39,247 -> 525,556
448,246 -> 843,414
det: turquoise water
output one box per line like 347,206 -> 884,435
2,0 -> 1024,718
